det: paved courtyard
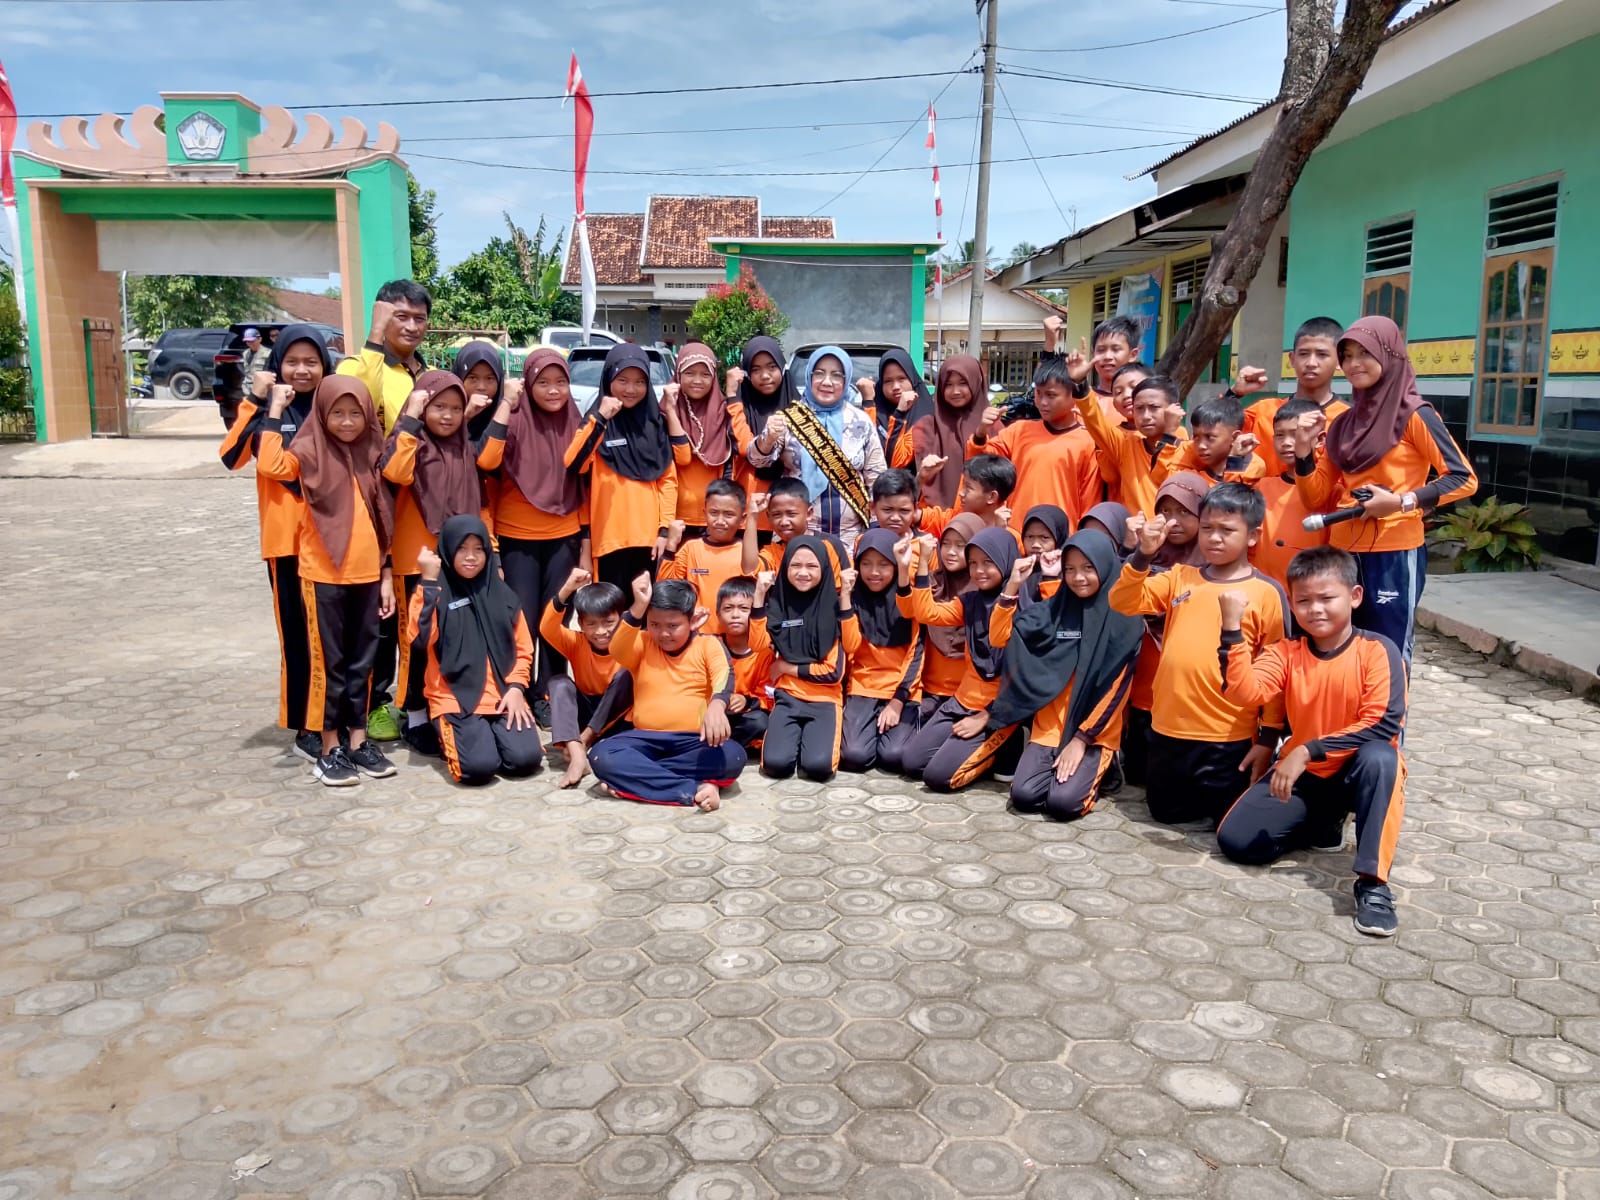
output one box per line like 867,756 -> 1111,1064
3,472 -> 1600,1200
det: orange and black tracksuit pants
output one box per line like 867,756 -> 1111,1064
840,695 -> 920,775
1217,740 -> 1405,883
762,692 -> 843,783
437,712 -> 545,785
267,556 -> 312,732
302,580 -> 383,734
1011,742 -> 1116,821
902,697 -> 1017,793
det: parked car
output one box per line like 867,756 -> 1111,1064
146,328 -> 230,403
539,325 -> 622,355
566,345 -> 674,414
785,343 -> 900,403
212,321 -> 343,428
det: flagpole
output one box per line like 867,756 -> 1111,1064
565,53 -> 596,344
928,104 -> 942,375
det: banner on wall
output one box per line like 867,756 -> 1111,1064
1117,269 -> 1161,366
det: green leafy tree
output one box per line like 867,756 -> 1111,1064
0,263 -> 26,415
125,275 -> 274,338
428,213 -> 577,344
408,173 -> 441,286
688,265 -> 790,368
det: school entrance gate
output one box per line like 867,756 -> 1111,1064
15,92 -> 412,442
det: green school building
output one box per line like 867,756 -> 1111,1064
1004,0 -> 1600,563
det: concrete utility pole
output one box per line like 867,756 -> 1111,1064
966,0 -> 999,361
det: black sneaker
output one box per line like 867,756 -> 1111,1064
534,697 -> 553,730
349,742 -> 397,779
1307,814 -> 1349,852
293,731 -> 322,763
314,747 -> 360,788
1353,880 -> 1398,938
1101,752 -> 1125,796
402,721 -> 442,758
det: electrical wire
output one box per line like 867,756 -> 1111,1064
997,64 -> 1269,105
995,77 -> 1071,229
999,10 -> 1272,52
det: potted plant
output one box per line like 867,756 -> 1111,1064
1427,496 -> 1543,573
688,265 -> 790,371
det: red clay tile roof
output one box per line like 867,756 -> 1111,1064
761,216 -> 836,239
642,195 -> 759,269
270,287 -> 343,328
563,213 -> 646,286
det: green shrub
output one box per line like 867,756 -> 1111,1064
1428,496 -> 1543,572
689,265 -> 789,371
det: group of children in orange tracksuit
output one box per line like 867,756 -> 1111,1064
224,279 -> 1477,935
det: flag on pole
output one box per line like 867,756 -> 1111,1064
927,104 -> 943,301
0,59 -> 25,328
564,53 -> 596,343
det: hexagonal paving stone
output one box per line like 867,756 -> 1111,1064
675,1109 -> 776,1163
842,1111 -> 941,1165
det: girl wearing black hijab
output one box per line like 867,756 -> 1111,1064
218,323 -> 333,762
451,341 -> 506,443
411,515 -> 544,785
873,347 -> 934,471
899,526 -> 1023,791
989,530 -> 1144,819
838,528 -> 923,774
754,535 -> 861,782
728,335 -> 795,529
566,343 -> 678,590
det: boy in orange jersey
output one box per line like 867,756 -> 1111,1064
1042,313 -> 1143,419
716,576 -> 773,751
1216,546 -> 1407,937
1079,373 -> 1188,516
912,455 -> 1016,539
1252,399 -> 1328,589
1153,391 -> 1268,489
588,577 -> 743,811
1109,483 -> 1288,826
659,478 -> 761,634
542,569 -> 635,788
968,358 -> 1101,532
758,477 -> 848,578
1235,316 -> 1351,455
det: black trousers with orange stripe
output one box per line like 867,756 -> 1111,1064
1011,741 -> 1115,821
267,556 -> 312,732
501,533 -> 584,698
903,698 -> 1016,793
761,692 -> 841,782
839,695 -> 920,775
303,579 -> 382,734
1145,731 -> 1255,826
1217,741 -> 1405,882
395,573 -> 425,711
437,711 -> 545,785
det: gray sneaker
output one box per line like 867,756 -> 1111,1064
349,741 -> 397,779
314,747 -> 360,788
1353,880 -> 1398,938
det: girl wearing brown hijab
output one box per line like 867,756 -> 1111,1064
915,355 -> 988,510
480,349 -> 589,721
664,341 -> 739,533
381,369 -> 497,741
257,376 -> 399,787
1293,315 -> 1476,666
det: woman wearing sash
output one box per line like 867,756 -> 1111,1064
777,345 -> 886,548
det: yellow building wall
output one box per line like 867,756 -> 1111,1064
1065,244 -> 1238,362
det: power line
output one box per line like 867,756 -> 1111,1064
949,74 -> 985,265
995,77 -> 1071,229
999,10 -> 1272,52
997,64 -> 1269,105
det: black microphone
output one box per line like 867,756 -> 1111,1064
1303,505 -> 1367,533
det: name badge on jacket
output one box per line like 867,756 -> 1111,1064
448,598 -> 472,610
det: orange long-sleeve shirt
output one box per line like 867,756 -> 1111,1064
1108,560 -> 1287,743
566,416 -> 680,558
658,536 -> 752,636
671,444 -> 748,529
220,398 -> 309,560
255,427 -> 385,585
904,583 -> 1004,711
478,423 -> 589,542
724,621 -> 775,712
538,599 -> 622,697
1221,628 -> 1406,777
848,623 -> 924,704
1294,406 -> 1477,553
1076,392 -> 1185,516
1243,395 -> 1352,470
1253,472 -> 1327,590
967,420 -> 1102,531
750,608 -> 861,704
611,618 -> 732,733
864,406 -> 916,470
990,593 -> 1136,751
1153,440 -> 1268,489
409,582 -> 534,717
381,416 -> 496,576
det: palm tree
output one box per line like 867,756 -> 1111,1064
1007,242 -> 1040,267
936,238 -> 999,275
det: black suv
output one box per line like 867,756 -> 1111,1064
213,322 -> 343,428
147,328 -> 230,404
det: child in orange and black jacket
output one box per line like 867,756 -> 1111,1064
1153,391 -> 1268,489
839,528 -> 923,774
411,516 -> 544,785
566,344 -> 679,592
726,336 -> 795,533
256,376 -> 398,787
899,525 -> 1023,792
541,568 -> 634,790
754,536 -> 861,783
716,576 -> 773,752
382,369 -> 501,754
589,577 -> 743,811
910,513 -> 984,720
219,323 -> 333,762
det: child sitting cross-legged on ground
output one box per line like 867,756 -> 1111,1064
1215,546 -> 1408,937
587,576 -> 743,811
412,516 -> 545,786
540,569 -> 635,788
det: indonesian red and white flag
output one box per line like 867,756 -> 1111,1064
0,59 -> 25,327
928,104 -> 943,300
564,53 -> 597,342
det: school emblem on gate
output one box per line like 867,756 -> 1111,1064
176,112 -> 227,161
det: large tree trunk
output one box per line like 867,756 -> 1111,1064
1157,0 -> 1405,397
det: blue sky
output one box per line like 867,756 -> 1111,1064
4,0 -> 1433,276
